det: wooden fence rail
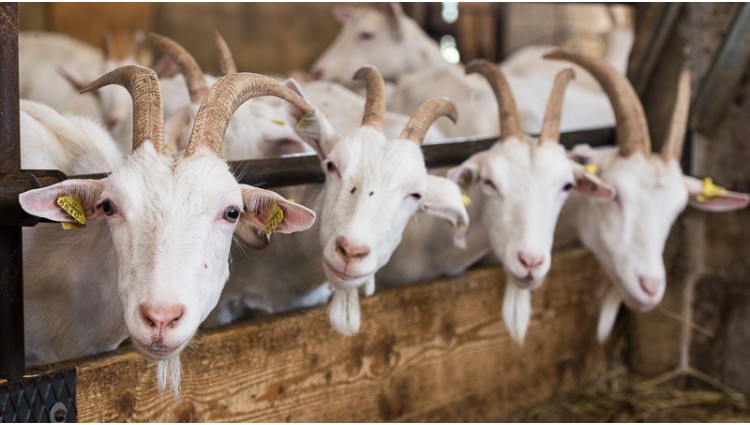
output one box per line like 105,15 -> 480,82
25,247 -> 606,422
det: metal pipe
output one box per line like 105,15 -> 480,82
0,2 -> 25,382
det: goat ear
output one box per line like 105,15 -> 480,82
379,3 -> 404,39
332,6 -> 356,24
571,162 -> 616,201
421,175 -> 470,249
240,185 -> 316,235
282,78 -> 339,158
19,180 -> 106,223
447,151 -> 487,188
163,106 -> 194,153
684,176 -> 750,212
567,143 -> 596,165
151,54 -> 180,79
233,221 -> 270,250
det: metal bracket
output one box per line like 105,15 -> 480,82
0,369 -> 76,422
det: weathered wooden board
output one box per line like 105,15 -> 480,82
41,248 -> 606,422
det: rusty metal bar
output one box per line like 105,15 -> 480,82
0,2 -> 25,382
232,127 -> 615,189
0,127 -> 617,227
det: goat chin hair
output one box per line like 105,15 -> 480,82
502,282 -> 531,345
157,355 -> 182,398
329,286 -> 361,336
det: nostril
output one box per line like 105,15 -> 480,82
639,277 -> 660,296
350,245 -> 370,259
335,237 -> 370,261
310,68 -> 323,80
335,236 -> 349,259
518,251 -> 544,270
139,304 -> 185,330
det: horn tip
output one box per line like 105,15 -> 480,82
542,49 -> 569,61
353,65 -> 379,81
465,59 -> 493,75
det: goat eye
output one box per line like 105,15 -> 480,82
482,179 -> 497,191
99,200 -> 117,216
563,182 -> 574,192
223,206 -> 241,223
358,31 -> 374,41
326,161 -> 337,173
408,193 -> 423,201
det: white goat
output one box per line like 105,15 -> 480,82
155,33 -> 445,160
544,51 -> 750,341
378,61 -> 615,343
310,3 -> 447,84
19,66 -> 317,394
212,66 -> 469,336
311,3 -> 632,137
19,31 -> 142,152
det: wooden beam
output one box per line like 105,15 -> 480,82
37,248 -> 606,422
692,3 -> 750,134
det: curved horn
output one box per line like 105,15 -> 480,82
214,31 -> 238,75
148,33 -> 208,103
187,73 -> 315,157
353,66 -> 385,131
661,69 -> 691,162
544,50 -> 651,157
400,98 -> 458,144
466,59 -> 524,141
81,65 -> 164,153
539,68 -> 575,143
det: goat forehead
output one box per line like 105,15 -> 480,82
607,154 -> 684,193
486,139 -> 570,183
107,147 -> 241,216
333,130 -> 426,189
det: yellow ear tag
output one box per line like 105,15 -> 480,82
584,163 -> 598,176
295,112 -> 314,130
56,195 -> 86,230
287,199 -> 296,204
461,193 -> 472,207
697,177 -> 727,202
164,144 -> 174,152
265,201 -> 284,236
270,118 -> 286,126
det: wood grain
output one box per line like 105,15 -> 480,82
42,248 -> 606,422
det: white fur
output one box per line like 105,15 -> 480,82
502,283 -> 531,344
213,100 -> 467,335
310,4 -> 633,138
19,31 -> 139,152
310,3 -> 447,85
564,145 -> 747,340
378,137 -> 612,343
19,100 -> 314,395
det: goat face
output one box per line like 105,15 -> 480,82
451,137 -> 613,291
576,151 -> 687,311
318,127 -> 428,288
310,4 -> 432,84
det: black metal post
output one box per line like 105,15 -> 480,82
0,2 -> 25,382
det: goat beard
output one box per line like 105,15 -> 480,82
156,355 -> 182,397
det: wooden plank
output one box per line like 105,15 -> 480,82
36,248 -> 606,422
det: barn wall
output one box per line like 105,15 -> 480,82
627,3 -> 750,395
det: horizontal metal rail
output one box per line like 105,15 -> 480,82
1,127 -> 617,228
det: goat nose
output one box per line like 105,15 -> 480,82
139,304 -> 184,331
639,277 -> 661,296
518,251 -> 544,271
335,237 -> 370,262
310,68 -> 324,80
